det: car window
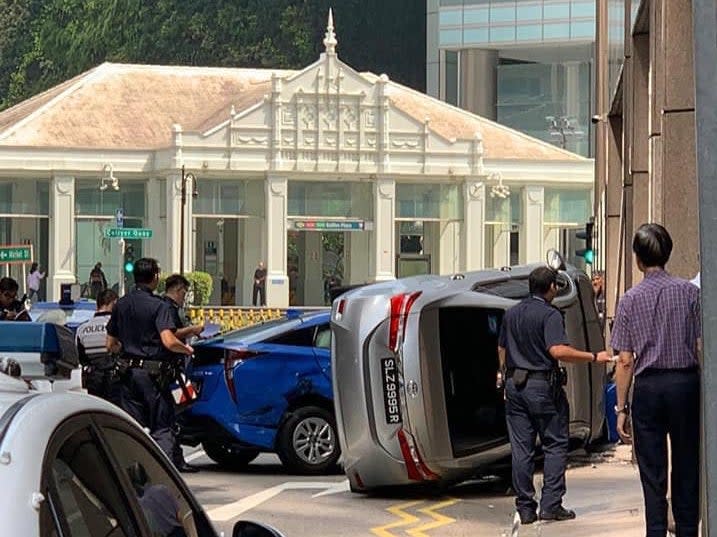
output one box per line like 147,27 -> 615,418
267,326 -> 316,347
42,426 -> 137,537
103,427 -> 213,537
315,324 -> 331,349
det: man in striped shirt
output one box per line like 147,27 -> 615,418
611,223 -> 701,537
76,289 -> 120,404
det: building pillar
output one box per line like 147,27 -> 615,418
265,175 -> 288,307
145,177 -> 164,265
374,177 -> 396,281
521,186 -> 544,264
463,180 -> 486,271
49,175 -> 75,301
460,50 -> 498,120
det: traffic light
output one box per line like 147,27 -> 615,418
124,243 -> 135,273
575,221 -> 595,265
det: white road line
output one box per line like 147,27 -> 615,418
207,481 -> 347,522
185,449 -> 206,462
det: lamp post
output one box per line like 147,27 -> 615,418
179,165 -> 197,275
546,116 -> 585,150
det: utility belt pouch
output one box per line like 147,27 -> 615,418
558,367 -> 568,386
512,368 -> 529,389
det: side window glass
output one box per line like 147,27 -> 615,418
268,326 -> 316,347
315,324 -> 332,349
103,427 -> 211,537
43,427 -> 136,537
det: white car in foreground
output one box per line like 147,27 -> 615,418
0,321 -> 283,537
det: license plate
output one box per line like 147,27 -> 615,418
381,358 -> 402,425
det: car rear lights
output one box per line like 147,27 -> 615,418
396,428 -> 439,481
334,298 -> 347,321
388,292 -> 422,353
224,350 -> 263,403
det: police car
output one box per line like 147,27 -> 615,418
0,321 -> 284,537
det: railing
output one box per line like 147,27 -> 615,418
186,306 -> 328,332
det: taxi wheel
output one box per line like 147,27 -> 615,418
277,406 -> 340,475
203,440 -> 259,470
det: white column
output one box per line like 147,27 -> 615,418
165,173 -> 182,273
374,177 -> 396,281
49,175 -> 76,301
145,177 -> 164,264
265,175 -> 288,307
463,180 -> 486,271
521,185 -> 545,264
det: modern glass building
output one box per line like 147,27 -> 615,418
427,0 -> 596,157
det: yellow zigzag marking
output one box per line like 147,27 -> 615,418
406,498 -> 460,537
371,501 -> 424,537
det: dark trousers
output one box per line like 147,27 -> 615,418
632,368 -> 700,537
505,377 -> 569,515
120,368 -> 177,458
252,284 -> 265,306
83,369 -> 122,407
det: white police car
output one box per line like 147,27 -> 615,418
0,321 -> 283,537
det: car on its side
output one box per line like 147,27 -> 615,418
183,310 -> 338,475
0,321 -> 283,537
331,256 -> 606,492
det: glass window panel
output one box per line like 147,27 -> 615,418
491,26 -> 516,41
445,50 -> 459,104
544,2 -> 571,19
517,3 -> 543,21
543,22 -> 570,38
490,5 -> 516,23
517,24 -> 543,40
463,6 -> 489,23
571,0 -> 596,18
288,181 -> 372,219
75,180 -> 145,217
463,27 -> 490,44
396,184 -> 463,220
440,0 -> 465,6
439,8 -> 462,25
439,29 -> 462,45
0,179 -> 49,215
571,20 -> 595,38
193,179 -> 263,216
544,189 -> 590,223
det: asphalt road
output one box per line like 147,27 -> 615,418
183,446 -> 646,537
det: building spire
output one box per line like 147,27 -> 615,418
323,8 -> 337,55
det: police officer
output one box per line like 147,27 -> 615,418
0,277 -> 30,321
76,289 -> 120,404
163,273 -> 203,473
106,258 -> 192,459
497,266 -> 610,525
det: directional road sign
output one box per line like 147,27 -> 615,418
104,228 -> 153,239
0,244 -> 32,264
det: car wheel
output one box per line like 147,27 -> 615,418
277,406 -> 340,475
203,440 -> 259,470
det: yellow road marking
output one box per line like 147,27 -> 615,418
370,498 -> 461,537
371,501 -> 424,537
407,498 -> 460,537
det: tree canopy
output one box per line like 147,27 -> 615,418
0,0 -> 425,110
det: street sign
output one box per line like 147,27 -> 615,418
115,208 -> 124,228
104,228 -> 153,239
293,220 -> 365,231
0,244 -> 32,264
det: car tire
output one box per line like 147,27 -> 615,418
277,406 -> 340,475
203,440 -> 259,470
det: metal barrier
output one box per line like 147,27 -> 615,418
186,306 -> 328,333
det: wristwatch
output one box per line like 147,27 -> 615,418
614,403 -> 630,416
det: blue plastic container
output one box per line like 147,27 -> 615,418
604,381 -> 619,442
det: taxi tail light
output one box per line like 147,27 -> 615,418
334,298 -> 347,321
388,292 -> 422,353
397,428 -> 440,481
224,350 -> 264,403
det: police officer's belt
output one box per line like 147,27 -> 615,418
83,355 -> 117,371
506,369 -> 552,381
119,356 -> 170,375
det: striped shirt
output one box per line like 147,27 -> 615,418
76,312 -> 113,366
610,269 -> 701,375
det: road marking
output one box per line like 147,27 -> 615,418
371,501 -> 423,537
312,479 -> 349,497
406,498 -> 459,537
510,512 -> 520,537
207,481 -> 348,522
185,449 -> 206,462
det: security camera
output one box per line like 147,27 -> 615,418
591,114 -> 604,124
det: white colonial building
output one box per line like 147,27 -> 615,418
0,16 -> 593,306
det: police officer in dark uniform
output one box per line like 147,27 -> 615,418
497,266 -> 610,525
162,273 -> 203,473
106,258 -> 193,459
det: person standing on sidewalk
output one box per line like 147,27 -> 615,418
252,261 -> 267,307
611,223 -> 701,537
498,266 -> 610,525
26,263 -> 45,303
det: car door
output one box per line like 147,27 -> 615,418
312,322 -> 332,382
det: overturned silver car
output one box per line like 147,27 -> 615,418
331,259 -> 605,492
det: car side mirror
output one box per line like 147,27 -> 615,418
232,520 -> 286,537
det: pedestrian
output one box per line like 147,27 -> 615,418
610,223 -> 701,537
497,266 -> 610,525
252,261 -> 267,307
76,289 -> 120,405
591,270 -> 606,320
26,262 -> 45,303
162,273 -> 203,473
106,258 -> 193,459
89,261 -> 108,299
0,277 -> 30,321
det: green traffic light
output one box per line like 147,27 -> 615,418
124,261 -> 134,273
584,249 -> 594,265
